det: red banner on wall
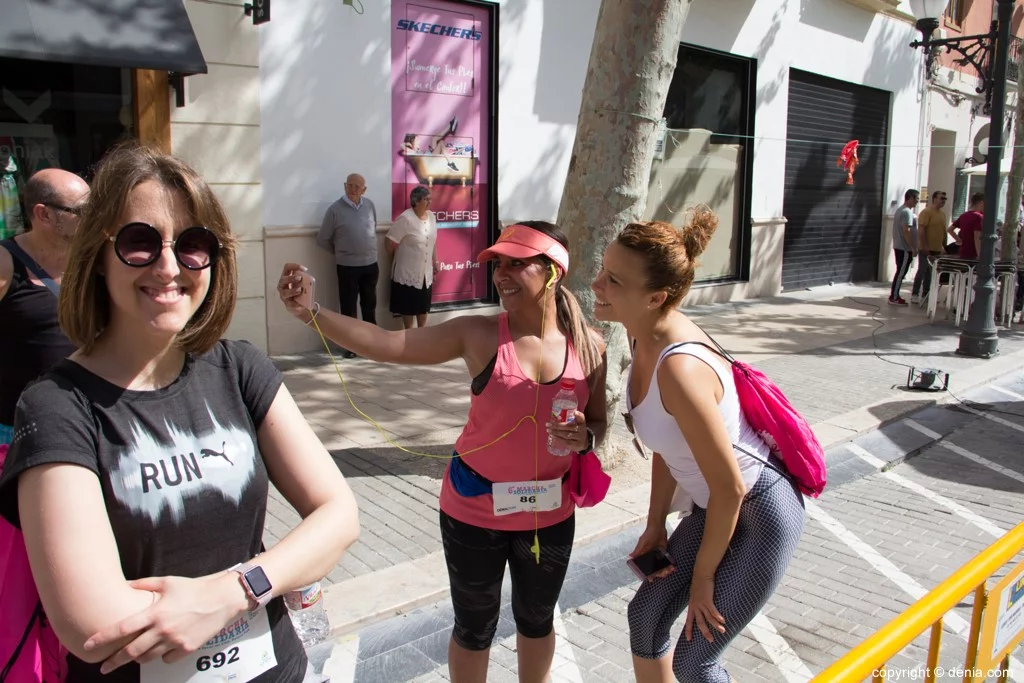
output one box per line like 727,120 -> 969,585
391,0 -> 493,303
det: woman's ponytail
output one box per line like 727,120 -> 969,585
555,285 -> 602,380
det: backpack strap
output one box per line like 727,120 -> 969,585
0,601 -> 42,682
667,340 -> 798,488
1,239 -> 59,297
689,323 -> 737,364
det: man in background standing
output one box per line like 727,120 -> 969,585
317,173 -> 378,358
948,192 -> 984,261
0,169 -> 88,443
890,189 -> 918,306
911,190 -> 948,305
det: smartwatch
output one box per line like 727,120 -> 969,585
230,562 -> 273,611
577,427 -> 596,454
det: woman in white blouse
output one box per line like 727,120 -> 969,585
386,185 -> 439,329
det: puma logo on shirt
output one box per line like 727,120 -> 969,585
201,441 -> 233,465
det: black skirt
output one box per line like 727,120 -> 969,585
390,279 -> 433,315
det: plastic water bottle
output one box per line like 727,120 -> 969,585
548,379 -> 578,457
285,581 -> 330,648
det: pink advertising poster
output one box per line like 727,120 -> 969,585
391,0 -> 493,303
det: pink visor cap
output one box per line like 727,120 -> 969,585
477,225 -> 570,274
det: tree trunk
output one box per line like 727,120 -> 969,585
556,0 -> 691,469
1003,69 -> 1024,264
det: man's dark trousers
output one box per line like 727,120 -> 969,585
912,250 -> 942,300
336,263 -> 378,324
890,249 -> 912,301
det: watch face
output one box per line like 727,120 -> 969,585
244,567 -> 273,598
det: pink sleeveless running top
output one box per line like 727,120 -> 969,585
440,313 -> 590,531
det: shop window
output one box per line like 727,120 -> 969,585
644,45 -> 755,282
0,58 -> 132,236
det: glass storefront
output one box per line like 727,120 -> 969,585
644,44 -> 755,282
0,57 -> 132,237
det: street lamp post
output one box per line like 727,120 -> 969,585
909,0 -> 1014,358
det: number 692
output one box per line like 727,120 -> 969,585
196,646 -> 240,671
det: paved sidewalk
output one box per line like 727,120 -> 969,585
263,283 -> 1024,634
300,371 -> 1024,682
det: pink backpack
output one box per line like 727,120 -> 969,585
0,443 -> 68,683
685,340 -> 827,498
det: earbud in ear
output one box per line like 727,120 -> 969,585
547,263 -> 558,288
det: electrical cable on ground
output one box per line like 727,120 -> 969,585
845,296 -> 1024,419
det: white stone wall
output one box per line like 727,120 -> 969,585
175,0 -> 267,350
924,62 -> 1021,221
254,0 -> 930,346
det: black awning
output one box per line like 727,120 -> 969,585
0,0 -> 207,74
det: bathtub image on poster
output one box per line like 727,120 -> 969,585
391,0 -> 492,304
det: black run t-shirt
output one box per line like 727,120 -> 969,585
0,340 -> 307,683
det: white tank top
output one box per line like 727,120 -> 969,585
626,342 -> 767,508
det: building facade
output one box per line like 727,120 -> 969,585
0,0 -> 266,345
923,0 -> 1024,223
257,0 -> 928,354
1,0 -> 934,355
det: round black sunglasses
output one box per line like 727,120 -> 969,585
108,223 -> 221,271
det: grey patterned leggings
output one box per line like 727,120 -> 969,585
627,461 -> 806,682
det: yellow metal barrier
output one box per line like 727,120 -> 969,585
812,522 -> 1024,683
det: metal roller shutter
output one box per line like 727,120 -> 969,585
782,69 -> 890,290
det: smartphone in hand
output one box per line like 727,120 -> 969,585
627,548 -> 674,581
294,271 -> 316,310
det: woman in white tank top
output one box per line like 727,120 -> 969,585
590,209 -> 805,683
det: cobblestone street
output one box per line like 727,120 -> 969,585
306,371 -> 1024,682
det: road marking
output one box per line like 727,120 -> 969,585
956,403 -> 1024,434
845,443 -> 1005,538
905,419 -> 1024,486
748,613 -> 815,683
320,634 -> 359,683
990,385 -> 1024,402
806,501 -> 1024,678
551,604 -> 584,683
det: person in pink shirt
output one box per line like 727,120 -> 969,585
277,221 -> 607,683
948,192 -> 984,260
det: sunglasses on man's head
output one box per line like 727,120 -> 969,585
44,202 -> 84,217
108,222 -> 221,271
622,411 -> 649,460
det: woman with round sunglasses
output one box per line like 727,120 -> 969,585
591,210 -> 805,683
0,144 -> 360,683
278,221 -> 607,683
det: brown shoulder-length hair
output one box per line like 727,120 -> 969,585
60,143 -> 238,354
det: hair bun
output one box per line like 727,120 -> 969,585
680,204 -> 718,259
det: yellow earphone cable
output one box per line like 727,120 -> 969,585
305,262 -> 562,562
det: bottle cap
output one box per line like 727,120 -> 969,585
560,378 -> 576,390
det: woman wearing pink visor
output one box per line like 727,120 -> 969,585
277,221 -> 607,683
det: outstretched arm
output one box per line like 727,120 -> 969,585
278,262 -> 469,365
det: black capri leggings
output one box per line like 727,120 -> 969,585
627,459 -> 805,682
439,510 -> 574,651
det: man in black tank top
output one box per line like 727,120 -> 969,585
0,169 -> 88,437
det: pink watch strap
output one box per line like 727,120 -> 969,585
230,563 -> 272,610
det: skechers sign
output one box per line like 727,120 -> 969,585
395,19 -> 481,40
